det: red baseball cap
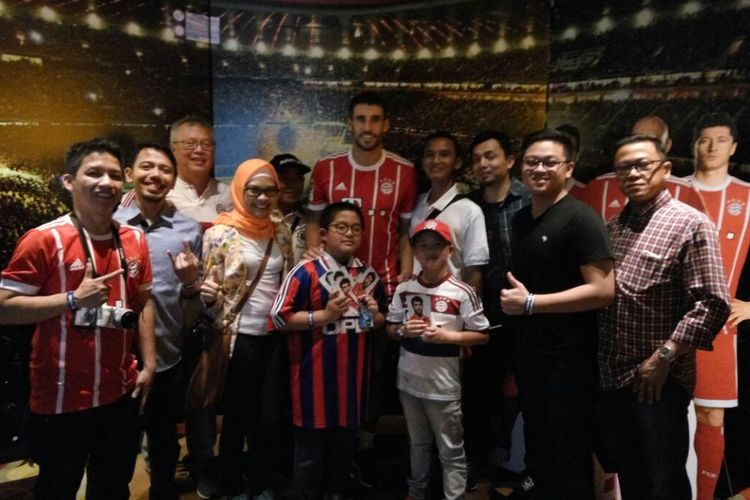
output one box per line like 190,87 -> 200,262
411,219 -> 452,245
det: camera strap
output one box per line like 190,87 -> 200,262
69,213 -> 130,309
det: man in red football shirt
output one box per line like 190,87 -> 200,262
685,112 -> 750,500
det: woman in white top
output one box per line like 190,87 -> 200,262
410,131 -> 489,293
200,159 -> 292,500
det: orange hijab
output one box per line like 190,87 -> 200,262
214,159 -> 278,240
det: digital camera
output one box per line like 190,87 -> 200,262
73,301 -> 137,330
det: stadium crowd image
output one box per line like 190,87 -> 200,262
0,0 -> 748,499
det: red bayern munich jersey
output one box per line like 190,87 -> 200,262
573,173 -> 707,221
687,175 -> 750,406
309,149 -> 416,297
0,215 -> 152,414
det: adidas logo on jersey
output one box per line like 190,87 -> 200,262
335,182 -> 347,191
69,258 -> 85,272
608,199 -> 621,208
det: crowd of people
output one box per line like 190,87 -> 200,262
0,91 -> 748,500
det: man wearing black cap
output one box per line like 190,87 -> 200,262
271,153 -> 310,266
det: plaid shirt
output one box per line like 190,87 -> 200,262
598,190 -> 730,393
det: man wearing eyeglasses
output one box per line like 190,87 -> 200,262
167,115 -> 233,227
500,128 -> 614,499
683,112 -> 749,500
598,134 -> 729,500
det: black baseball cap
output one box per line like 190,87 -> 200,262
270,153 -> 310,174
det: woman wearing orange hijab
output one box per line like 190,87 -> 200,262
199,159 -> 292,500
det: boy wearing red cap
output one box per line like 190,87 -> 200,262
386,219 -> 489,500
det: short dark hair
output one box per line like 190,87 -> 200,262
64,138 -> 123,176
612,134 -> 668,161
169,115 -> 213,141
411,295 -> 423,305
320,201 -> 365,229
423,130 -> 462,159
469,130 -> 514,158
520,129 -> 576,162
693,112 -> 738,143
130,143 -> 177,170
555,124 -> 581,154
349,91 -> 387,118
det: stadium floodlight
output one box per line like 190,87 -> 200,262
633,8 -> 655,27
442,46 -> 456,58
493,38 -> 508,53
162,27 -> 177,42
28,30 -> 43,44
309,46 -> 324,58
467,42 -> 481,57
152,107 -> 164,116
391,48 -> 405,60
304,65 -> 312,75
364,47 -> 379,60
281,44 -> 296,57
417,47 -> 432,59
521,34 -> 536,49
680,1 -> 702,15
562,26 -> 578,41
337,46 -> 352,59
255,41 -> 269,54
84,91 -> 99,103
38,6 -> 60,23
595,16 -> 614,34
224,38 -> 239,51
85,13 -> 104,30
124,21 -> 144,37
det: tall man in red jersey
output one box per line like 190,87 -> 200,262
306,90 -> 417,486
0,139 -> 155,500
684,112 -> 750,500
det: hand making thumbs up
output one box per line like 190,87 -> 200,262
200,266 -> 223,306
500,271 -> 531,316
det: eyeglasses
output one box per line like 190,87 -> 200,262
613,159 -> 664,179
171,140 -> 215,150
244,186 -> 280,197
328,223 -> 363,236
522,157 -> 569,170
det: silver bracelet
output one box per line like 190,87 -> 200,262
524,293 -> 535,315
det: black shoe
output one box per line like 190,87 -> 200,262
354,449 -> 382,489
466,462 -> 484,492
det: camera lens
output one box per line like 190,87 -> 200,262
114,310 -> 138,329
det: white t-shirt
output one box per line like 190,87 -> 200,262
409,184 -> 489,278
237,237 -> 285,336
387,275 -> 489,401
167,177 -> 233,224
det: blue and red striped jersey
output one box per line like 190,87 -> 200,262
270,252 -> 384,429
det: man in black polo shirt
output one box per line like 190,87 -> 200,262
501,129 -> 614,499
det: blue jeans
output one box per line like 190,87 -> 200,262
600,376 -> 692,500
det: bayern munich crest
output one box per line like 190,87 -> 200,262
127,258 -> 141,278
727,199 -> 744,216
380,178 -> 395,195
434,298 -> 448,313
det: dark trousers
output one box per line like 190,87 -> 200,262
144,361 -> 186,500
219,333 -> 285,496
463,331 -> 517,466
293,426 -> 357,500
600,377 -> 691,500
26,394 -> 140,500
515,348 -> 596,500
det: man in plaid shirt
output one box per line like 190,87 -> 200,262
598,134 -> 730,500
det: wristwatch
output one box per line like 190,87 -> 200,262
657,344 -> 676,363
395,327 -> 404,339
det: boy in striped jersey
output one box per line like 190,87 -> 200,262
386,219 -> 489,500
270,202 -> 385,500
